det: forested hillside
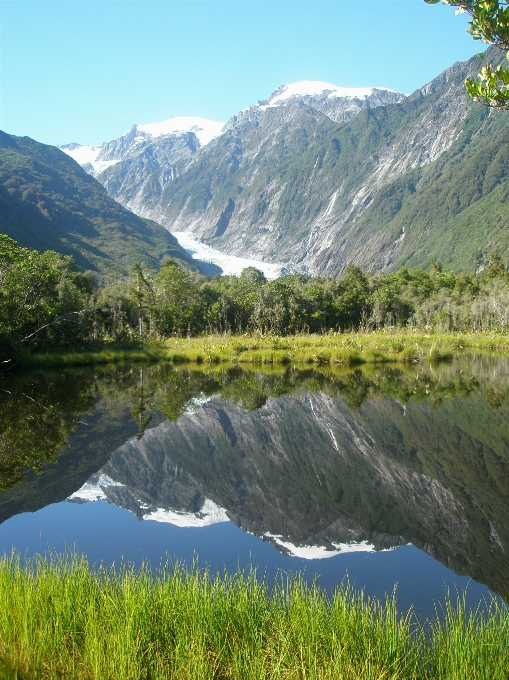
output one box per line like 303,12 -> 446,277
0,131 -> 196,276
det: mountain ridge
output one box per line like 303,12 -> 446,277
61,81 -> 405,256
59,49 -> 509,275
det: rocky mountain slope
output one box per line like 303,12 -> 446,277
61,117 -> 226,221
62,83 -> 405,266
69,49 -> 509,275
0,130 -> 197,275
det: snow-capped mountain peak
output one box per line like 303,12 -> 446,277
137,116 -> 225,146
60,116 -> 225,176
59,144 -> 119,175
263,80 -> 402,108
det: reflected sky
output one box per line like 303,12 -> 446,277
0,500 -> 493,622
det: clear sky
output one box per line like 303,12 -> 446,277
0,0 -> 477,147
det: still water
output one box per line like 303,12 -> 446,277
1,356 -> 508,619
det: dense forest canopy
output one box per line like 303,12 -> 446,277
1,234 -> 509,360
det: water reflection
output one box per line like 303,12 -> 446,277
1,356 -> 509,602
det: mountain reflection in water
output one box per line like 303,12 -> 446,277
1,356 -> 509,602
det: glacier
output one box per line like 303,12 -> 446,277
171,230 -> 303,280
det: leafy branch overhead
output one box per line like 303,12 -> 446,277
426,0 -> 509,107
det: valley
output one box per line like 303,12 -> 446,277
61,47 -> 509,277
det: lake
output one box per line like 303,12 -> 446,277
1,355 -> 508,620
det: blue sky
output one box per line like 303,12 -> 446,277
0,0 -> 477,147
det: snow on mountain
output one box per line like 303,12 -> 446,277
60,116 -> 225,176
60,144 -> 120,175
257,80 -> 405,112
142,499 -> 229,527
67,473 -> 124,502
61,143 -> 100,166
137,116 -> 225,146
265,80 -> 401,107
67,475 -> 230,528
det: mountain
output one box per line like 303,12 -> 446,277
69,49 -> 509,276
62,83 -> 404,249
0,130 -> 198,275
153,49 -> 509,275
256,80 -> 405,123
60,117 -> 225,220
61,116 -> 225,176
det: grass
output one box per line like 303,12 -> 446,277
0,554 -> 508,679
16,331 -> 509,369
161,331 -> 509,367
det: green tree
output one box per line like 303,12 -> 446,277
94,279 -> 134,341
482,251 -> 509,279
426,1 -> 509,107
130,264 -> 154,337
240,267 -> 267,286
0,235 -> 92,359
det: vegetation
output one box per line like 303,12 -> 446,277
0,553 -> 507,680
4,231 -> 509,366
426,0 -> 509,108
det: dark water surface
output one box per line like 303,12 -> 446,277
1,356 -> 509,619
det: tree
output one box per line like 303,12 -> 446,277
153,259 -> 202,336
130,264 -> 154,337
240,267 -> 267,286
482,251 -> 509,279
426,1 -> 509,107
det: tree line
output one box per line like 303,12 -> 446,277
2,233 -> 509,359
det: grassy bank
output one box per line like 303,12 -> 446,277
165,332 -> 509,366
0,555 -> 507,680
15,331 -> 509,369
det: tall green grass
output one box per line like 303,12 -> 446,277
17,332 -> 509,369
164,332 -> 509,367
0,553 -> 507,679
18,345 -> 170,369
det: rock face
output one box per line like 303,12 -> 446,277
98,133 -> 198,217
60,117 -> 225,225
153,52 -> 506,275
63,83 -> 416,273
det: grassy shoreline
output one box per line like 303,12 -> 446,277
0,554 -> 507,679
17,331 -> 509,368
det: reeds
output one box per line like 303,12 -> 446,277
17,346 -> 170,368
0,553 -> 507,679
